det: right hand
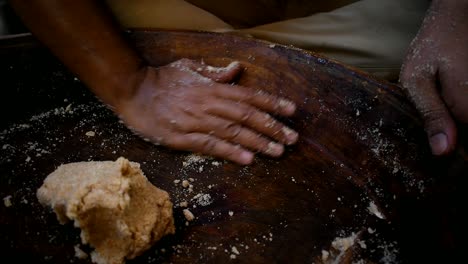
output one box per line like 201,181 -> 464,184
115,59 -> 299,165
399,0 -> 468,155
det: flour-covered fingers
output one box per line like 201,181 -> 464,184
187,115 -> 285,157
165,133 -> 254,165
213,84 -> 296,116
205,99 -> 298,145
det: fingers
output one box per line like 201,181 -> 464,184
180,115 -> 285,157
213,84 -> 296,116
178,59 -> 243,83
197,61 -> 243,83
204,99 -> 298,145
166,133 -> 254,165
146,59 -> 299,164
400,65 -> 457,156
173,59 -> 297,117
173,59 -> 296,116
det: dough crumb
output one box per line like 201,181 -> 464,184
183,209 -> 195,221
331,233 -> 357,252
368,201 -> 386,219
37,157 -> 175,264
74,245 -> 88,260
182,180 -> 190,188
3,195 -> 12,207
85,131 -> 95,137
321,250 -> 329,261
231,246 -> 240,255
193,193 -> 212,207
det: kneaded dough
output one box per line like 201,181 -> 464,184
37,157 -> 175,264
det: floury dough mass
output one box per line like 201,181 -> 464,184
37,157 -> 175,264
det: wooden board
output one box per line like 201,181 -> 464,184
0,31 -> 466,263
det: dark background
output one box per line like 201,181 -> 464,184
0,0 -> 28,36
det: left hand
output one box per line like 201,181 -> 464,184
399,0 -> 468,155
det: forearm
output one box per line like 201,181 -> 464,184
9,0 -> 144,107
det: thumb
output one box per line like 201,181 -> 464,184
400,70 -> 457,156
191,61 -> 243,83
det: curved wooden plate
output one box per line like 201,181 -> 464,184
0,30 -> 466,263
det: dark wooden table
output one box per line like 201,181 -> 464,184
0,31 -> 466,263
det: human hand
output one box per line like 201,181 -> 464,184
9,0 -> 297,164
115,59 -> 298,165
399,0 -> 468,155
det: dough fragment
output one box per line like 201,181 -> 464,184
37,157 -> 175,264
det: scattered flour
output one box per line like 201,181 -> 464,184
368,201 -> 386,219
3,195 -> 12,207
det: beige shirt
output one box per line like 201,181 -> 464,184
185,0 -> 359,28
105,0 -> 429,80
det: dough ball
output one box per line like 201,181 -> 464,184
37,157 -> 175,264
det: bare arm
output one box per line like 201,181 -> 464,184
10,0 -> 298,164
10,0 -> 143,107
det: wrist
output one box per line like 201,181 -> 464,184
89,61 -> 148,110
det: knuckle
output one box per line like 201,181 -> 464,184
166,118 -> 183,131
420,107 -> 448,125
240,106 -> 256,122
178,58 -> 192,65
223,123 -> 242,140
225,147 -> 242,159
171,58 -> 195,70
198,135 -> 218,153
163,135 -> 181,148
255,137 -> 270,151
239,87 -> 257,101
178,120 -> 195,132
167,117 -> 199,132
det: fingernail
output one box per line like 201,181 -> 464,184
265,142 -> 284,156
281,126 -> 299,144
429,133 -> 448,155
279,99 -> 296,114
238,151 -> 254,165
